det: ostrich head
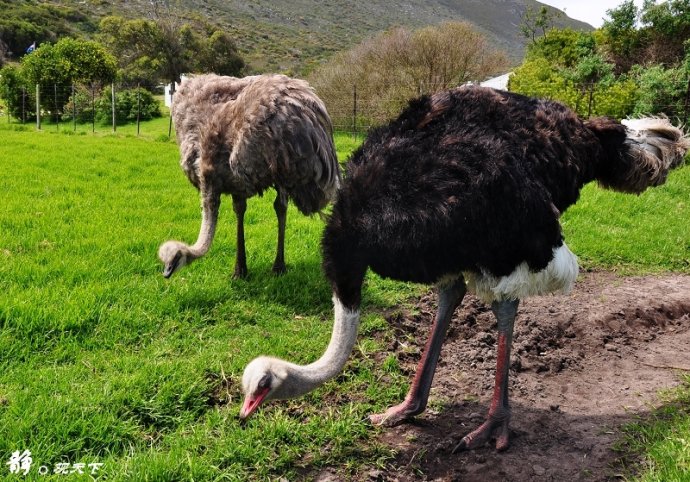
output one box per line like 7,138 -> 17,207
240,356 -> 291,420
158,240 -> 194,278
239,296 -> 363,420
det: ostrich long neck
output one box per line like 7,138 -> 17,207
189,192 -> 220,257
281,296 -> 361,398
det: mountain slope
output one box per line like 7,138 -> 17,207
56,0 -> 593,74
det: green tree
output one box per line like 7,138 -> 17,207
97,16 -> 163,88
526,28 -> 596,68
566,53 -> 615,116
602,0 -> 640,70
510,27 -> 635,119
98,12 -> 243,88
93,87 -> 161,125
0,64 -> 34,120
641,0 -> 690,65
602,0 -> 690,71
508,57 -> 578,105
520,5 -> 561,44
631,64 -> 687,118
20,38 -> 116,121
197,30 -> 245,77
22,38 -> 116,86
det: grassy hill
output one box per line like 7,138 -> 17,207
51,0 -> 592,74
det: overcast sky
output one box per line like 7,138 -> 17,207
538,0 -> 646,28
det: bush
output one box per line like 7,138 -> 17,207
62,85 -> 97,123
631,64 -> 687,119
0,64 -> 35,121
93,87 -> 161,125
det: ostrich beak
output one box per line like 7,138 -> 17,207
239,387 -> 270,420
162,264 -> 175,278
162,254 -> 181,278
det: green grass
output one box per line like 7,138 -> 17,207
0,124 -> 688,480
562,179 -> 690,273
616,376 -> 690,481
0,125 -> 416,481
0,106 -> 174,142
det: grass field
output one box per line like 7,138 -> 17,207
0,120 -> 689,480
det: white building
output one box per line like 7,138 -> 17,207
164,75 -> 189,107
480,72 -> 512,91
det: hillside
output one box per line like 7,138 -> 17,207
38,0 -> 592,74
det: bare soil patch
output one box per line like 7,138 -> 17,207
320,270 -> 690,481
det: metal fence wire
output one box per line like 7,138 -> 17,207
2,80 -> 690,137
1,82 -> 173,136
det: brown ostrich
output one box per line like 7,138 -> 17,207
159,74 -> 340,279
239,86 -> 689,451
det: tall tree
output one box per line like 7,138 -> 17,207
197,30 -> 245,77
98,5 -> 244,88
98,16 -> 163,88
641,0 -> 690,65
21,37 -> 117,86
0,37 -> 7,67
520,5 -> 561,44
602,0 -> 642,71
602,0 -> 690,71
309,22 -> 507,128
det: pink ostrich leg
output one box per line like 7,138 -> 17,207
370,278 -> 466,426
455,298 -> 519,452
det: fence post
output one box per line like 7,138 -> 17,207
72,83 -> 76,132
683,79 -> 690,125
111,83 -> 116,132
54,83 -> 59,131
92,85 -> 95,133
36,84 -> 41,130
136,83 -> 141,137
352,84 -> 357,141
21,87 -> 26,124
168,81 -> 175,138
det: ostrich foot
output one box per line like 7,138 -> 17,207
369,400 -> 422,427
453,413 -> 511,452
271,261 -> 287,275
233,265 -> 248,279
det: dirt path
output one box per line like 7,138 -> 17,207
322,271 -> 690,481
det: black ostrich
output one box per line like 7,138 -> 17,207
240,86 -> 689,451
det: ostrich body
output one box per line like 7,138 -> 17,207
159,74 -> 340,278
240,86 -> 689,451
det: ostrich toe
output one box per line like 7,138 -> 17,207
369,400 -> 424,427
453,412 -> 511,452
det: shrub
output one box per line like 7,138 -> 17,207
0,64 -> 35,121
61,85 -> 98,123
93,87 -> 162,125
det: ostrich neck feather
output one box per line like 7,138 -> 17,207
277,297 -> 360,398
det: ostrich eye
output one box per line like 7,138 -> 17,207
258,373 -> 272,390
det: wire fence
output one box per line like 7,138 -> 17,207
0,82 -> 174,138
2,79 -> 690,140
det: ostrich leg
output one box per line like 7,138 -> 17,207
272,189 -> 288,275
232,195 -> 248,279
454,298 -> 519,452
370,277 -> 466,426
